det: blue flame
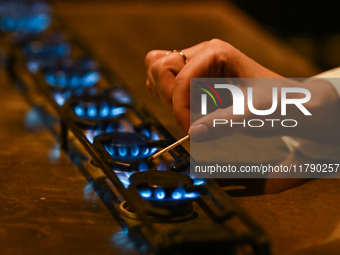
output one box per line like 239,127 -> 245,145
155,189 -> 165,200
74,105 -> 85,117
150,148 -> 158,154
184,192 -> 199,198
45,73 -> 55,86
104,145 -> 114,156
138,187 -> 199,201
99,104 -> 110,117
143,148 -> 149,156
139,162 -> 149,171
111,107 -> 126,117
70,74 -> 80,87
0,14 -> 51,34
82,71 -> 100,86
87,105 -> 97,117
44,71 -> 100,88
130,145 -> 139,157
150,131 -> 161,140
56,72 -> 67,87
85,131 -> 95,144
74,104 -> 125,119
193,179 -> 205,185
143,129 -> 150,138
85,128 -> 104,144
113,90 -> 133,104
118,146 -> 127,157
53,93 -> 66,106
106,124 -> 116,133
116,175 -> 130,188
114,172 -> 132,188
125,172 -> 133,178
24,42 -> 71,58
172,188 -> 184,200
139,189 -> 152,198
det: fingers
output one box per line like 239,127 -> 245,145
147,52 -> 186,108
144,41 -> 207,68
172,41 -> 233,134
145,50 -> 168,67
145,42 -> 208,109
189,107 -> 250,142
145,39 -> 282,137
172,39 -> 283,134
145,50 -> 168,97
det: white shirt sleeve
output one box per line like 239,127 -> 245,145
281,68 -> 340,161
311,67 -> 340,96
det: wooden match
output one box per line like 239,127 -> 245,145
148,134 -> 190,161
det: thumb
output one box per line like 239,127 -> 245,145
189,106 -> 251,142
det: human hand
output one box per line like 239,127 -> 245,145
145,39 -> 340,143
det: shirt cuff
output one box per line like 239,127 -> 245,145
310,67 -> 340,97
281,68 -> 340,161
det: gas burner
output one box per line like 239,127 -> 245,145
53,86 -> 134,106
43,57 -> 100,89
86,159 -> 150,190
93,131 -> 190,174
129,171 -> 197,200
22,33 -> 71,60
27,56 -> 65,74
110,87 -> 134,104
119,201 -> 194,222
114,158 -> 154,173
65,94 -> 138,134
84,118 -> 152,144
93,132 -> 161,172
95,132 -> 157,160
71,99 -> 126,121
83,122 -> 120,143
22,33 -> 71,74
0,0 -> 51,34
63,92 -> 150,144
125,171 -> 198,218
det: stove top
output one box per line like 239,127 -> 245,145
0,1 -> 269,254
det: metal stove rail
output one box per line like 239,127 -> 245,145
3,22 -> 270,255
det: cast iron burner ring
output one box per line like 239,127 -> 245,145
129,171 -> 192,189
119,201 -> 194,222
95,132 -> 157,160
126,171 -> 196,218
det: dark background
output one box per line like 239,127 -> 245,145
60,0 -> 340,71
231,0 -> 340,70
174,0 -> 340,70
